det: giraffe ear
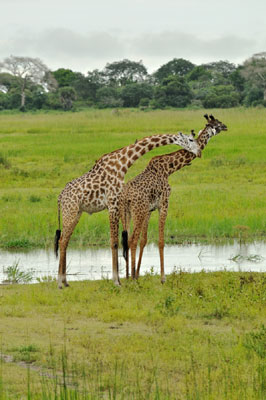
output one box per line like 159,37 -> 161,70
204,114 -> 209,122
209,115 -> 215,121
191,129 -> 195,137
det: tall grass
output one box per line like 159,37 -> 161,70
0,108 -> 266,248
0,271 -> 265,398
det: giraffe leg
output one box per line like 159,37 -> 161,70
130,213 -> 146,280
58,208 -> 82,289
158,207 -> 168,284
136,212 -> 151,279
109,210 -> 120,286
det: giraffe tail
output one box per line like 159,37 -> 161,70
54,198 -> 61,258
121,230 -> 129,261
54,230 -> 61,258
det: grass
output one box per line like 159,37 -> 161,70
0,107 -> 266,249
0,271 -> 265,399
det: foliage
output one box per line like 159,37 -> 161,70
58,86 -> 77,110
103,59 -> 148,86
120,82 -> 153,107
52,68 -> 78,87
202,85 -> 240,108
154,57 -> 195,82
243,86 -> 264,106
72,69 -> 105,102
1,53 -> 266,110
203,60 -> 237,78
96,86 -> 122,108
0,56 -> 57,109
3,261 -> 34,284
154,75 -> 193,107
241,52 -> 266,100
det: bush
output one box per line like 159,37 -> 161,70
155,75 -> 192,108
120,83 -> 153,107
96,87 -> 123,108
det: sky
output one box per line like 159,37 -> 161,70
1,0 -> 266,74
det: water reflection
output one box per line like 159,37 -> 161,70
0,241 -> 265,284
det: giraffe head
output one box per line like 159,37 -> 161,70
204,114 -> 227,136
175,131 -> 201,157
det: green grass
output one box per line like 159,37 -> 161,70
0,271 -> 265,399
0,108 -> 266,249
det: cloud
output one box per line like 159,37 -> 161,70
0,28 -> 262,73
37,29 -> 126,59
131,31 -> 258,61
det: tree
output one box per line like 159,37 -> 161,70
243,87 -> 264,106
0,56 -> 57,109
103,59 -> 148,86
53,68 -> 77,87
203,61 -> 237,79
96,87 -> 122,108
120,83 -> 153,107
58,86 -> 77,110
0,72 -> 19,93
187,65 -> 212,82
241,52 -> 266,100
72,70 -> 105,102
154,58 -> 195,83
230,68 -> 245,93
154,75 -> 192,108
202,85 -> 240,108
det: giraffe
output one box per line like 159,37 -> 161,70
54,131 -> 201,288
120,114 -> 227,283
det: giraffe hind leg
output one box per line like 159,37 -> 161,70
136,212 -> 151,279
130,212 -> 147,280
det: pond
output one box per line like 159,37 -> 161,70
1,240 -> 265,284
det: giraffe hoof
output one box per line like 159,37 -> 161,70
161,278 -> 166,284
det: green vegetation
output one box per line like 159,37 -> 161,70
0,108 -> 266,249
0,271 -> 265,399
2,261 -> 34,284
1,54 -> 266,111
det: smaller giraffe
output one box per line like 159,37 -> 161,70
120,114 -> 227,283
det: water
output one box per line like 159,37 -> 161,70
0,241 -> 265,283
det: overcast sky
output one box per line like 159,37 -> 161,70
1,0 -> 266,74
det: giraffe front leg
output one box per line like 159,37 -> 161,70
58,208 -> 81,289
158,205 -> 168,284
130,214 -> 146,280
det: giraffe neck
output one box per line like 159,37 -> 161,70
148,126 -> 213,176
197,126 -> 214,151
111,134 -> 177,178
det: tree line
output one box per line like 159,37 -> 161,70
0,53 -> 266,111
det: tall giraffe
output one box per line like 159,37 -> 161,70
54,132 -> 201,288
120,115 -> 227,283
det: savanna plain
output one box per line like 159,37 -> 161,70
0,108 -> 265,399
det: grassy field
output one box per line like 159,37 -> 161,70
0,108 -> 266,249
0,271 -> 265,399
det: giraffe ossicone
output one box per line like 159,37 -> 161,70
54,130 -> 201,288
